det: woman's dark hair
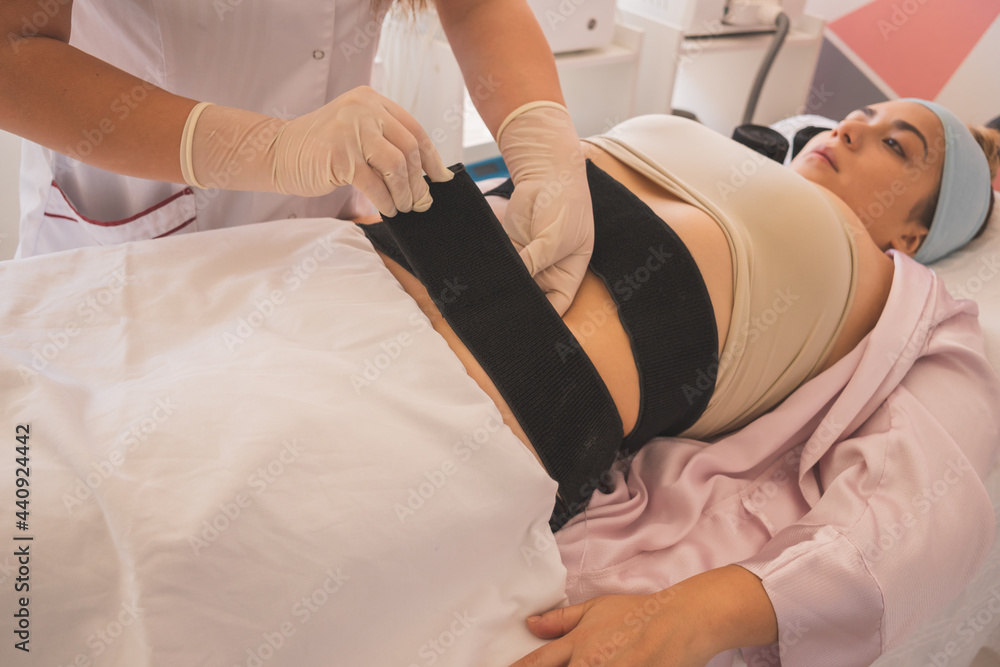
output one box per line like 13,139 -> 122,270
913,124 -> 999,244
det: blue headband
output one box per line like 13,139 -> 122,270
899,98 -> 992,265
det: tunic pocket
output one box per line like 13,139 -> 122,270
44,180 -> 197,246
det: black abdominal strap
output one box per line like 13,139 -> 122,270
363,161 -> 717,531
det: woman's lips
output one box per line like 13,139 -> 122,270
811,147 -> 839,172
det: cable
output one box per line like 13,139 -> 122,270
741,11 -> 790,125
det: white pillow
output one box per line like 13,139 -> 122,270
769,114 -> 838,166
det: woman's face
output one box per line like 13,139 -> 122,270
790,100 -> 945,255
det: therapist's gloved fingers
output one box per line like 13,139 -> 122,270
361,122 -> 418,215
380,95 -> 455,185
183,87 -> 453,203
351,162 -> 399,217
498,193 -> 537,267
520,243 -> 591,316
373,111 -> 437,212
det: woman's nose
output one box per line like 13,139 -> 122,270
831,120 -> 862,148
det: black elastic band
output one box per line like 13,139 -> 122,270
487,162 -> 718,454
365,165 -> 624,532
584,161 -> 717,453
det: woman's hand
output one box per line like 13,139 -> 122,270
181,86 -> 454,216
508,592 -> 713,667
509,566 -> 779,667
497,102 -> 595,316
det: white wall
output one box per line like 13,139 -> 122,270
0,130 -> 21,261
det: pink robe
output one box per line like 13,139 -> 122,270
554,249 -> 1000,666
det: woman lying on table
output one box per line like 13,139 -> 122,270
360,98 -> 1000,666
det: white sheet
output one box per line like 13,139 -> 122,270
0,218 -> 567,666
872,193 -> 1000,667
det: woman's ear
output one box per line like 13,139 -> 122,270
889,223 -> 929,256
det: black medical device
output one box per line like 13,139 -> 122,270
731,124 -> 788,163
731,124 -> 834,164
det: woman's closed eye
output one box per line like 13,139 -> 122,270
885,137 -> 907,159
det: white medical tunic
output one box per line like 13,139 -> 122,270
17,0 -> 380,258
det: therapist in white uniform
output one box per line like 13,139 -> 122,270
0,0 -> 594,314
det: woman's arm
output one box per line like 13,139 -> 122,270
0,0 -> 197,183
509,565 -> 778,666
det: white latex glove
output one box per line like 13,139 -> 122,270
179,86 -> 453,216
497,101 -> 594,315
